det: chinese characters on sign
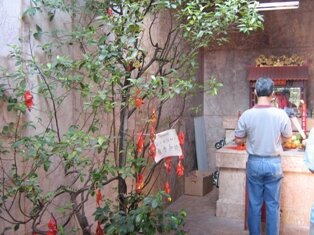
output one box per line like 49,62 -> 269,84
154,129 -> 182,163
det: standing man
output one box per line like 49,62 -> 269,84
235,77 -> 292,235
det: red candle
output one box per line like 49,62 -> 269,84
301,100 -> 307,135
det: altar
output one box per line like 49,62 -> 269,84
215,117 -> 314,230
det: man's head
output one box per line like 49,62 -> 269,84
255,77 -> 274,97
282,89 -> 290,98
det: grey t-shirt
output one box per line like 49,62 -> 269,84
235,105 -> 292,156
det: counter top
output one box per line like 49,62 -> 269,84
216,145 -> 310,173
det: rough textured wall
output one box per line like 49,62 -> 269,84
0,2 -> 198,234
0,1 -> 25,233
203,0 -> 314,172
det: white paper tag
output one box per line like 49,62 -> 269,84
154,129 -> 182,163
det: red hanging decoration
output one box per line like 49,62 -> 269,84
164,181 -> 171,202
96,221 -> 105,235
150,126 -> 156,141
136,174 -> 144,193
134,97 -> 144,108
179,154 -> 184,161
178,131 -> 185,146
96,189 -> 102,207
151,109 -> 157,126
164,181 -> 171,194
24,90 -> 33,111
176,159 -> 184,177
164,157 -> 172,174
149,142 -> 156,160
136,133 -> 144,154
47,218 -> 57,235
107,7 -> 113,16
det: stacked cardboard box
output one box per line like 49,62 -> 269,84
184,170 -> 213,196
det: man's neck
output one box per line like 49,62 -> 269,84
257,96 -> 272,106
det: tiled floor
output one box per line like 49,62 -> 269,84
168,187 -> 309,235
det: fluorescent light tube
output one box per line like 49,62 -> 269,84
250,1 -> 299,11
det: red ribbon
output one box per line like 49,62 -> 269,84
136,133 -> 144,154
24,90 -> 33,111
47,218 -> 57,235
176,159 -> 184,177
136,174 -> 144,193
96,221 -> 105,235
96,189 -> 102,207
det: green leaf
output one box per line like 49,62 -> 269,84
48,10 -> 55,21
35,24 -> 42,32
152,199 -> 159,209
14,224 -> 20,231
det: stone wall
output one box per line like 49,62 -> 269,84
202,0 -> 314,172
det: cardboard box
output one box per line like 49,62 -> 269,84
184,170 -> 213,196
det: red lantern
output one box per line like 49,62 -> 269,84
150,126 -> 156,141
24,90 -> 33,111
164,157 -> 172,174
47,218 -> 57,235
149,142 -> 156,160
178,131 -> 185,145
134,98 -> 144,108
164,181 -> 170,194
136,174 -> 144,193
136,133 -> 144,154
96,221 -> 104,235
151,109 -> 157,126
176,159 -> 184,177
179,154 -> 184,161
301,100 -> 307,134
96,189 -> 102,207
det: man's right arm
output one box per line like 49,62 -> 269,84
235,115 -> 246,145
281,135 -> 292,145
281,112 -> 293,144
235,137 -> 246,145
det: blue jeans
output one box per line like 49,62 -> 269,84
247,154 -> 283,235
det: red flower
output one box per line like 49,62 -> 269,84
179,154 -> 184,161
136,174 -> 144,193
136,133 -> 144,154
150,126 -> 156,141
178,131 -> 185,145
107,7 -> 113,16
149,142 -> 156,160
47,218 -> 57,235
176,159 -> 184,177
96,189 -> 102,207
151,109 -> 157,126
96,221 -> 104,235
164,181 -> 171,194
134,98 -> 144,108
164,157 -> 172,174
24,90 -> 33,111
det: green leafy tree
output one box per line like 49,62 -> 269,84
0,0 -> 263,234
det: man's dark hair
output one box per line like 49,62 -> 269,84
255,77 -> 274,97
282,89 -> 290,96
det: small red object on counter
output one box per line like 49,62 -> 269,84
225,144 -> 246,151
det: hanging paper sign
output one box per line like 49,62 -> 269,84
154,129 -> 182,163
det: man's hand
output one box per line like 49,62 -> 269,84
235,137 -> 246,145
